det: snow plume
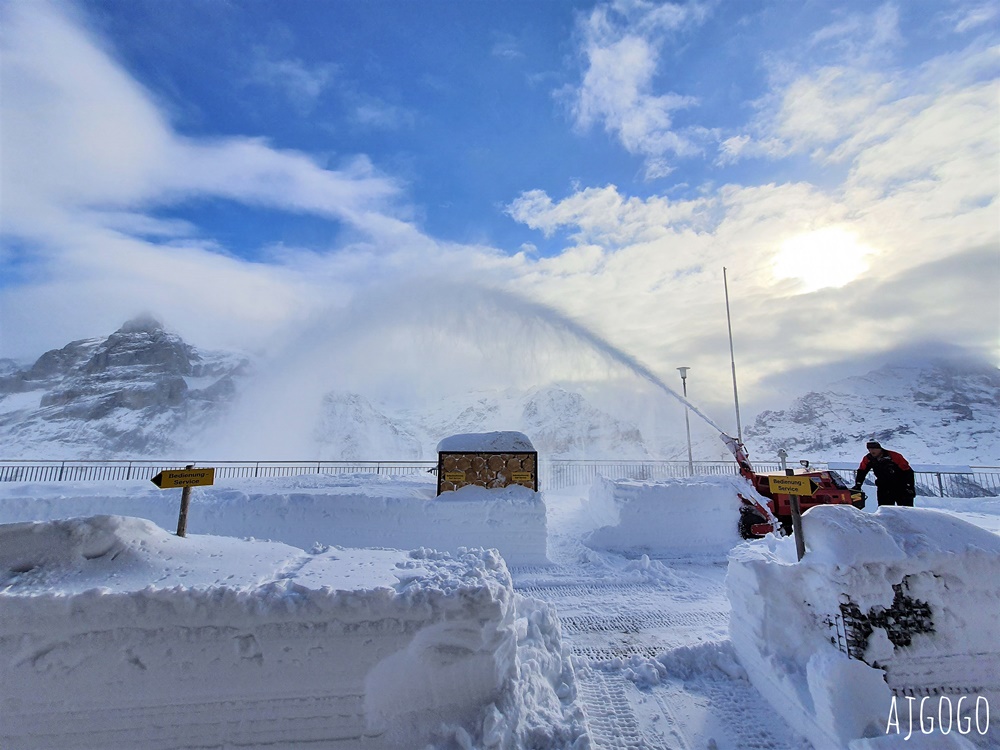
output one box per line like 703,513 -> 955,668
199,278 -> 724,459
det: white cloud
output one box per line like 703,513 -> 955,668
506,185 -> 710,246
247,52 -> 336,115
565,2 -> 708,177
808,3 -> 902,65
717,7 -> 999,171
951,2 -> 999,33
492,35 -> 524,61
0,2 -> 403,242
349,97 -> 415,130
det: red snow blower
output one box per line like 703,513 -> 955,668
722,435 -> 866,539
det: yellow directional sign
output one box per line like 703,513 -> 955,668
151,468 -> 215,489
767,474 -> 815,496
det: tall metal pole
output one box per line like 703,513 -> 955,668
677,367 -> 694,475
723,267 -> 744,443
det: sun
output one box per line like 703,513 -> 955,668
772,227 -> 877,293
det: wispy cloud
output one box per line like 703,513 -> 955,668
349,95 -> 415,130
246,51 -> 337,115
808,3 -> 902,65
0,3 -> 403,235
564,1 -> 710,178
492,34 -> 524,61
715,4 -> 997,168
949,1 -> 999,33
507,185 -> 710,246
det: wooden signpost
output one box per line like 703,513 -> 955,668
151,465 -> 215,537
768,473 -> 817,561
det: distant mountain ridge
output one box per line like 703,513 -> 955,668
743,360 -> 1000,465
1,320 -> 996,464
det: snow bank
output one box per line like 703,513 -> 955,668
728,505 -> 1000,749
0,515 -> 584,749
0,473 -> 548,566
583,475 -> 750,557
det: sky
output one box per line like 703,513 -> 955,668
1,0 -> 998,424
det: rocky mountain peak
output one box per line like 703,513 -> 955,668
0,320 -> 249,458
118,314 -> 166,335
83,317 -> 197,377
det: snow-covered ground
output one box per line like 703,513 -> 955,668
1,473 -> 998,749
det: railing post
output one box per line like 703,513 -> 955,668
937,472 -> 944,498
58,461 -> 65,482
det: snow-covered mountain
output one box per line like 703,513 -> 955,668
2,320 -> 996,465
744,359 -> 1000,465
0,316 -> 248,458
313,386 -> 651,460
313,392 -> 424,460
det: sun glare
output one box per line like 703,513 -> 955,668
772,227 -> 877,293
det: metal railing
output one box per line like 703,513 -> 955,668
1,459 -> 998,498
0,460 -> 437,484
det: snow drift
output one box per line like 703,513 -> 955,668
0,515 -> 583,749
728,505 -> 1000,749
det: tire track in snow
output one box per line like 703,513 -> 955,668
513,568 -> 809,750
560,609 -> 728,635
517,577 -> 720,749
577,670 -> 663,750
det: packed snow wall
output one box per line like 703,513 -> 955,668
0,515 -> 583,749
584,475 -> 756,557
727,506 -> 1000,749
0,473 -> 548,566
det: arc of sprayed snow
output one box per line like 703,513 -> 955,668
504,291 -> 729,436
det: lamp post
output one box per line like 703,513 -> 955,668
677,367 -> 694,476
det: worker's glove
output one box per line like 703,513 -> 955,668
905,485 -> 916,498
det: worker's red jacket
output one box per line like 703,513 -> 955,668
855,450 -> 914,490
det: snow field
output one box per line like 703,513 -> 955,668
0,515 -> 584,749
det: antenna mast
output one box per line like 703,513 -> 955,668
723,267 -> 743,443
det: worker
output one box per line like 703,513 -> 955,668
853,441 -> 916,507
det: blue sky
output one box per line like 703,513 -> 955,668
1,0 -> 998,422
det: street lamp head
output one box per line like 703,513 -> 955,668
677,366 -> 691,379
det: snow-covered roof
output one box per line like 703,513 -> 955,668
436,431 -> 535,453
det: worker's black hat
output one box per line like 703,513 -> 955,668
866,441 -> 882,449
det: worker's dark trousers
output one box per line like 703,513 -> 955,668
878,491 -> 914,507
